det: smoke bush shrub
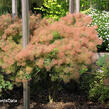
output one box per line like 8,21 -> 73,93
15,13 -> 102,82
0,13 -> 102,94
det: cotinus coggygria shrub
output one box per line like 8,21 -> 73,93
0,13 -> 102,95
14,13 -> 102,83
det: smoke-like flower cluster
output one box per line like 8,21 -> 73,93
0,13 -> 102,82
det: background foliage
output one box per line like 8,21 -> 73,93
34,0 -> 69,20
0,0 -> 109,16
0,0 -> 11,15
89,55 -> 109,103
84,8 -> 109,52
80,0 -> 109,11
80,54 -> 109,104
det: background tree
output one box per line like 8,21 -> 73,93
69,0 -> 80,13
69,0 -> 74,13
76,0 -> 80,13
21,0 -> 30,108
12,0 -> 17,20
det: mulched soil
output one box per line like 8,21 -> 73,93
0,86 -> 109,109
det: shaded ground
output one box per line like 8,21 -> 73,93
0,86 -> 109,109
0,67 -> 109,109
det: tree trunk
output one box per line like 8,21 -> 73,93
69,0 -> 80,13
22,0 -> 30,48
69,0 -> 76,13
12,0 -> 17,20
21,0 -> 30,109
76,0 -> 80,13
23,81 -> 30,109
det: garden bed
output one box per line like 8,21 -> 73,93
0,93 -> 109,109
0,84 -> 109,109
